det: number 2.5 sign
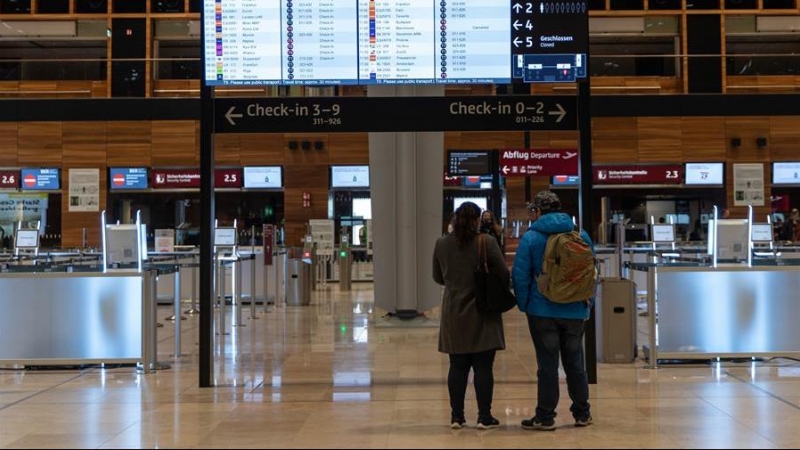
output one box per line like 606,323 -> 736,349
0,171 -> 19,188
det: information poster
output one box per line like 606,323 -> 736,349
309,219 -> 335,256
733,163 -> 765,207
155,229 -> 175,253
68,168 -> 100,212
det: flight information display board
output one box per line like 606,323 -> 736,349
204,0 -> 587,86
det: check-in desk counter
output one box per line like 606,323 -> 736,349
629,257 -> 800,364
0,268 -> 146,366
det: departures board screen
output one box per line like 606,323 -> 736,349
203,0 -> 587,86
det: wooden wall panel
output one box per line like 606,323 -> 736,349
591,117 -> 638,141
681,117 -> 726,161
0,123 -> 17,166
769,117 -> 800,161
151,121 -> 198,166
444,132 -> 462,151
214,134 -> 241,165
591,139 -> 638,163
637,118 -> 681,162
725,117 -> 771,162
106,121 -> 152,166
547,131 -> 579,149
283,164 -> 329,246
328,133 -> 368,164
62,122 -> 107,167
503,131 -> 525,149
17,122 -> 62,166
456,132 -> 508,149
60,168 -> 107,248
284,133 -> 329,165
239,133 -> 285,165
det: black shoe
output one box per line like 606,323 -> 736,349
450,416 -> 467,429
521,416 -> 556,431
476,416 -> 500,430
574,415 -> 593,427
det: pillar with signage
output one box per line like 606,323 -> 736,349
369,85 -> 445,319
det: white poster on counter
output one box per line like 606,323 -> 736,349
733,163 -> 765,207
155,229 -> 175,253
68,168 -> 100,212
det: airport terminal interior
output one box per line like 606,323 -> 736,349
3,0 -> 800,448
2,286 -> 800,449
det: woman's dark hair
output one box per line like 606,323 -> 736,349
453,201 -> 481,246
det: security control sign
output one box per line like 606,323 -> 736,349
109,168 -> 148,190
21,168 -> 60,190
594,165 -> 683,185
500,149 -> 578,176
152,169 -> 200,189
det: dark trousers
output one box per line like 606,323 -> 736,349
527,315 -> 591,421
448,349 -> 497,419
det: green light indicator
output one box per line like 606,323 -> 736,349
340,325 -> 347,333
341,251 -> 347,258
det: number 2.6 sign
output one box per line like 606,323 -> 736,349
0,170 -> 19,188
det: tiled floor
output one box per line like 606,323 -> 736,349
2,283 -> 800,449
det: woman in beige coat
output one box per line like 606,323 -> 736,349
432,201 -> 508,430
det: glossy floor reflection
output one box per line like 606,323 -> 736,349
2,283 -> 800,448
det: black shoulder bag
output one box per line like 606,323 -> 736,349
473,234 -> 517,314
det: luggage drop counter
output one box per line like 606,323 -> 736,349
0,271 -> 146,366
631,261 -> 800,365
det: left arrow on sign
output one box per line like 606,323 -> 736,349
548,103 -> 566,123
502,165 -> 510,175
225,106 -> 243,126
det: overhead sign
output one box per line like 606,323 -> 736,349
685,162 -> 724,186
244,166 -> 283,189
511,1 -> 589,83
552,174 -> 580,186
20,168 -> 60,191
448,150 -> 491,176
214,96 -> 576,133
500,148 -> 578,176
152,169 -> 200,189
109,167 -> 148,190
593,164 -> 683,185
772,162 -> 800,185
0,170 -> 19,189
331,166 -> 370,189
214,168 -> 242,188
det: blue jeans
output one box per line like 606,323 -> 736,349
527,315 -> 591,421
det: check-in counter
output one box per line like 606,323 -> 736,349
0,271 -> 145,366
630,258 -> 800,363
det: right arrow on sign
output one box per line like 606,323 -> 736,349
225,106 -> 243,126
549,103 -> 566,123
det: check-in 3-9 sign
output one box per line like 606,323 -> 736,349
215,96 -> 576,133
593,165 -> 684,185
500,148 -> 578,176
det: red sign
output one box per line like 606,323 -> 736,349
0,170 -> 20,189
263,224 -> 274,266
215,168 -> 243,188
500,148 -> 579,177
151,169 -> 201,188
23,173 -> 36,188
594,165 -> 684,185
112,173 -> 126,187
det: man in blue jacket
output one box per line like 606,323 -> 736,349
512,190 -> 594,431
